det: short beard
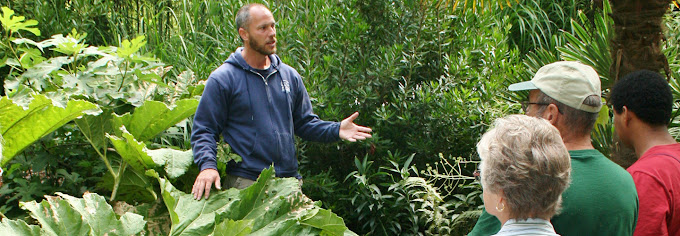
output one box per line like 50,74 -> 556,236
249,37 -> 276,55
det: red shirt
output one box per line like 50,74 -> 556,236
628,143 -> 680,236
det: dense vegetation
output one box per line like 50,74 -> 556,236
0,0 -> 679,235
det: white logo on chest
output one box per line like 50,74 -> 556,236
281,80 -> 290,93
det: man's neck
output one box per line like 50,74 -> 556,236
631,126 -> 676,157
561,133 -> 595,151
242,47 -> 270,69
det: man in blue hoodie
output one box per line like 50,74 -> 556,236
191,3 -> 373,200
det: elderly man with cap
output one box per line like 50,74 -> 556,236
468,61 -> 638,236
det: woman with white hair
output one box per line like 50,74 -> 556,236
475,115 -> 571,236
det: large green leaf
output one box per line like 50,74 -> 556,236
0,7 -> 40,36
19,192 -> 145,236
21,195 -> 92,235
157,167 -> 356,236
0,94 -> 100,166
113,99 -> 198,142
18,56 -> 73,91
107,126 -> 156,173
75,111 -> 114,153
148,148 -> 193,179
108,126 -> 193,179
213,219 -> 253,236
0,218 -> 41,236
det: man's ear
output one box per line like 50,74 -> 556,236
621,106 -> 632,126
238,27 -> 248,42
542,103 -> 560,125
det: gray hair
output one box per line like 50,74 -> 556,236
535,91 -> 600,136
478,115 -> 571,220
235,3 -> 268,41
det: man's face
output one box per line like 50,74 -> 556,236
244,6 -> 277,55
524,90 -> 545,117
613,109 -> 631,148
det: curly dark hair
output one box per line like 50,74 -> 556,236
610,70 -> 672,126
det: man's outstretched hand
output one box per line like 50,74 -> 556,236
192,168 -> 221,200
339,112 -> 373,142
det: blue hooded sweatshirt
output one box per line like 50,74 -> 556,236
191,48 -> 340,180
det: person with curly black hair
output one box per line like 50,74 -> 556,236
610,69 -> 680,236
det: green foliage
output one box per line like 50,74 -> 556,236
504,0 -> 591,55
0,123 -> 106,218
0,192 -> 145,235
155,167 -> 356,236
279,1 -> 516,232
0,94 -> 99,166
558,1 -> 613,87
0,218 -> 40,235
663,7 -> 680,140
343,152 -> 451,235
108,126 -> 193,179
0,6 -> 40,36
108,127 -> 156,173
0,9 -> 197,206
112,99 -> 198,142
514,0 -> 613,104
450,210 -> 482,235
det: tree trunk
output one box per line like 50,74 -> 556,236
610,0 -> 672,81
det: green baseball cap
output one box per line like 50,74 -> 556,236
509,61 -> 602,113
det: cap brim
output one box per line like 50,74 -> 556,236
508,81 -> 539,91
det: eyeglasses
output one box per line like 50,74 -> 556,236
520,101 -> 551,113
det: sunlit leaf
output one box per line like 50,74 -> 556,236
13,56 -> 71,90
112,99 -> 199,141
75,111 -> 114,153
213,219 -> 253,236
147,148 -> 193,179
0,7 -> 40,36
19,192 -> 146,235
157,167 -> 357,236
107,126 -> 156,173
117,35 -> 147,59
0,94 -> 100,166
0,218 -> 40,236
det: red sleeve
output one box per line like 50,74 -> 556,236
631,170 -> 670,236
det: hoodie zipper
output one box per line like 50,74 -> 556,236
248,69 -> 281,164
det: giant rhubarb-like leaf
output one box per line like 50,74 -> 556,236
107,126 -> 156,173
157,167 -> 357,236
147,148 -> 193,179
75,111 -> 114,153
0,94 -> 99,166
108,126 -> 193,179
112,99 -> 198,141
19,192 -> 145,236
0,218 -> 40,236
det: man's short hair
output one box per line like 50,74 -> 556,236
235,3 -> 268,41
535,91 -> 600,136
610,70 -> 673,126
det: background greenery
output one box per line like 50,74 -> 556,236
1,0 -> 679,235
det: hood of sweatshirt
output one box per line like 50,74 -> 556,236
224,47 -> 282,71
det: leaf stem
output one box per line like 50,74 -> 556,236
110,162 -> 127,201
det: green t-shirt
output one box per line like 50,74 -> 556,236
468,149 -> 638,236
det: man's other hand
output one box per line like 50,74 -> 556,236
192,168 -> 221,200
339,112 -> 373,142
